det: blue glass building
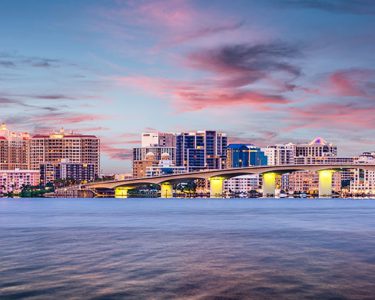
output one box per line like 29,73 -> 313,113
176,131 -> 227,171
226,144 -> 267,168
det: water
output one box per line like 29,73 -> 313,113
1,198 -> 375,299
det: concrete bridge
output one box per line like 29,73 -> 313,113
82,164 -> 375,198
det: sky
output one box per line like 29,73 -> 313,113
1,0 -> 375,173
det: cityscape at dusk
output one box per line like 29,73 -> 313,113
1,1 -> 375,299
1,0 -> 375,173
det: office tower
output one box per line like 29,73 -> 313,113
262,143 -> 295,166
30,129 -> 100,178
0,123 -> 30,170
40,160 -> 96,184
226,144 -> 267,168
141,132 -> 176,147
176,130 -> 227,171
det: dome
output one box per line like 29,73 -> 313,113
309,137 -> 328,145
145,152 -> 155,160
161,152 -> 170,160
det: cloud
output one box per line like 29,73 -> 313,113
0,60 -> 16,68
0,53 -> 62,69
117,74 -> 291,112
164,21 -> 245,46
31,113 -> 107,124
0,96 -> 21,105
287,102 -> 375,131
278,0 -> 375,15
117,41 -> 300,111
102,145 -> 133,161
93,0 -> 245,48
186,42 -> 302,87
327,68 -> 375,98
33,94 -> 76,100
173,88 -> 290,111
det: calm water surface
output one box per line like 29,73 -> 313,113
1,198 -> 375,299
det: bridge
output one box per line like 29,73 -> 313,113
80,164 -> 375,198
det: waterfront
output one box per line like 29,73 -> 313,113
1,198 -> 375,299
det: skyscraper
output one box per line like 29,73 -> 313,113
30,129 -> 100,178
0,123 -> 30,170
262,143 -> 295,166
226,144 -> 267,168
176,130 -> 227,171
141,132 -> 176,147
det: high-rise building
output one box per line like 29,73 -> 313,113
295,137 -> 337,158
262,143 -> 295,166
226,144 -> 267,168
133,132 -> 177,177
141,132 -> 175,147
30,129 -> 100,178
133,147 -> 176,162
176,130 -> 227,171
40,160 -> 96,184
146,152 -> 186,177
350,152 -> 375,194
133,152 -> 158,178
0,123 -> 30,170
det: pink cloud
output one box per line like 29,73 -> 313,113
32,113 -> 107,124
93,0 -> 248,49
116,74 -> 291,112
326,68 -> 375,98
286,102 -> 375,131
101,143 -> 132,161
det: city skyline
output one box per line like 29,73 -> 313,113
1,0 -> 375,173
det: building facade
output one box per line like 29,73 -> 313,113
40,161 -> 96,184
262,143 -> 295,166
264,138 -> 345,193
224,175 -> 260,194
141,132 -> 176,147
295,137 -> 337,158
133,152 -> 158,178
146,152 -> 186,177
350,152 -> 375,194
30,129 -> 100,177
176,130 -> 227,171
0,169 -> 40,194
288,171 -> 342,194
226,144 -> 267,168
0,123 -> 30,170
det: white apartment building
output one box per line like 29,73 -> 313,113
141,132 -> 176,147
350,152 -> 375,194
262,143 -> 295,166
0,169 -> 40,194
224,175 -> 260,193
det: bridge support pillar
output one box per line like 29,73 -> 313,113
262,172 -> 277,197
318,170 -> 335,198
115,187 -> 132,198
160,182 -> 173,198
209,177 -> 225,198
